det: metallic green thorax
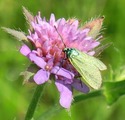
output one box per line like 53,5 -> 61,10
63,48 -> 79,58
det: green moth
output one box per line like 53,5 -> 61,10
54,16 -> 107,89
63,48 -> 107,89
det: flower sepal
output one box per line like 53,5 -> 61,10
2,27 -> 33,49
20,64 -> 40,84
82,16 -> 104,39
23,6 -> 34,31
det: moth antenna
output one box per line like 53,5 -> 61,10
54,26 -> 66,48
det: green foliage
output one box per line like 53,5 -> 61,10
0,0 -> 125,120
103,80 -> 125,105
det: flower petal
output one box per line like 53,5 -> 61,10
88,51 -> 95,56
34,69 -> 50,84
55,80 -> 73,108
20,45 -> 31,56
29,53 -> 46,69
51,66 -> 74,79
72,79 -> 90,93
49,13 -> 55,25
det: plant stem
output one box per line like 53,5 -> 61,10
74,90 -> 102,103
25,84 -> 45,120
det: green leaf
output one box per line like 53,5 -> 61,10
103,80 -> 125,105
115,66 -> 125,81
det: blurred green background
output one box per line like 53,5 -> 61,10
0,0 -> 125,120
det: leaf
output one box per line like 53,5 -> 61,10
2,27 -> 28,41
115,66 -> 125,81
103,80 -> 125,105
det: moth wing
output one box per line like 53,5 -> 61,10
69,49 -> 106,89
75,49 -> 107,70
70,58 -> 102,89
89,56 -> 107,70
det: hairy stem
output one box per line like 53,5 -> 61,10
25,84 -> 45,120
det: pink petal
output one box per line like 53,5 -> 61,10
60,91 -> 72,109
88,51 -> 95,56
91,41 -> 100,48
51,66 -> 74,79
55,80 -> 73,108
29,53 -> 46,69
72,79 -> 90,93
84,36 -> 92,41
34,69 -> 50,84
49,13 -> 55,25
82,28 -> 90,35
20,45 -> 31,56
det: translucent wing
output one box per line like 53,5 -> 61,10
88,54 -> 107,71
69,49 -> 107,89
